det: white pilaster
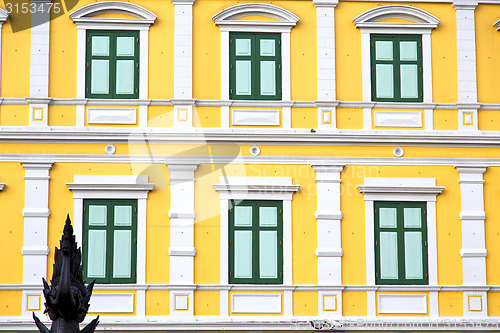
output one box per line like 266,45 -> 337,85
454,0 -> 478,104
21,162 -> 53,317
167,163 -> 198,318
29,2 -> 51,127
313,165 -> 344,286
172,0 -> 194,100
456,166 -> 487,287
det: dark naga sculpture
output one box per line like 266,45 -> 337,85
33,215 -> 99,333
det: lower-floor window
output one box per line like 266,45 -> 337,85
229,200 -> 283,284
374,201 -> 428,285
83,199 -> 137,283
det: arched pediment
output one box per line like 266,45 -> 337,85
353,5 -> 439,29
213,3 -> 299,28
70,1 -> 157,25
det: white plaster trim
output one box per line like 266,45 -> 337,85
70,2 -> 157,24
459,211 -> 486,220
315,248 -> 343,257
460,248 -> 487,257
90,293 -> 135,313
495,19 -> 500,31
213,4 -> 299,27
360,178 -> 442,288
231,294 -> 282,313
232,109 -> 280,126
374,111 -> 422,128
87,108 -> 137,125
378,294 -> 428,314
315,211 -> 342,220
20,246 -> 50,255
353,5 -> 440,28
168,247 -> 196,256
0,183 -> 6,191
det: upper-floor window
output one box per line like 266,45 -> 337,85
229,200 -> 283,284
374,201 -> 428,285
230,33 -> 282,100
86,31 -> 139,99
353,5 -> 439,104
83,199 -> 137,284
371,35 -> 422,102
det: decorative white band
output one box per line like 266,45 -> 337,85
315,210 -> 343,220
168,210 -> 196,219
21,246 -> 50,255
459,211 -> 486,220
169,247 -> 196,256
315,248 -> 343,257
22,208 -> 50,218
460,248 -> 487,258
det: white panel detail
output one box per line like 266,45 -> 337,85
87,108 -> 137,124
90,293 -> 134,313
231,294 -> 281,313
374,111 -> 422,128
378,294 -> 427,314
232,109 -> 280,126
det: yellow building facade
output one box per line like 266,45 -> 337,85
0,0 -> 500,331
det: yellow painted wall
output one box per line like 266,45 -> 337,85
341,165 -> 461,285
292,108 -> 317,129
336,108 -> 363,129
1,19 -> 30,97
149,106 -> 174,127
48,105 -> 76,126
475,4 -> 500,104
434,110 -> 458,130
293,291 -> 318,316
478,110 -> 500,131
0,105 -> 29,126
194,107 -> 221,128
484,167 -> 500,285
0,163 -> 25,284
146,290 -> 170,316
439,292 -> 463,316
487,292 -> 500,316
342,291 -> 367,316
194,291 -> 220,315
0,291 -> 22,316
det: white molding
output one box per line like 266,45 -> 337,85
168,247 -> 196,256
353,5 -> 440,28
374,111 -> 422,128
90,293 -> 135,313
70,2 -> 157,24
359,177 -> 442,292
378,294 -> 427,314
87,108 -> 137,124
212,4 -> 299,27
316,3 -> 337,101
355,6 -> 438,106
456,166 -> 487,285
495,19 -> 500,31
232,109 -> 280,126
315,248 -> 343,257
231,294 -> 282,313
173,0 -> 193,100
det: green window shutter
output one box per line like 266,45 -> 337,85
371,35 -> 422,102
374,202 -> 428,285
86,31 -> 139,99
230,33 -> 281,101
83,199 -> 137,284
229,200 -> 283,284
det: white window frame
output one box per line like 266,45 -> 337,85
66,175 -> 154,289
357,177 -> 444,286
212,3 -> 299,102
70,1 -> 157,101
353,5 -> 440,104
213,176 -> 299,287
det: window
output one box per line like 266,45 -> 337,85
371,35 -> 422,102
86,31 -> 139,99
374,201 -> 428,285
230,33 -> 281,100
229,200 -> 283,284
83,199 -> 137,283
